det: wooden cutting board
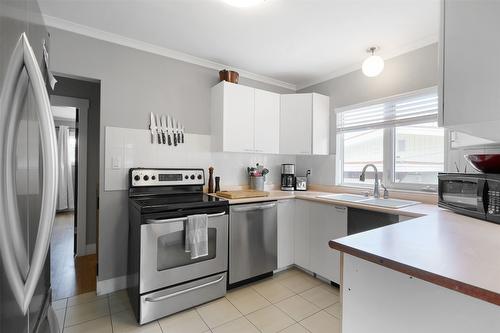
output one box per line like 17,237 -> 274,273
216,190 -> 269,199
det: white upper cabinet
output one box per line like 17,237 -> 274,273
280,93 -> 330,155
211,82 -> 255,152
441,0 -> 500,132
211,82 -> 280,153
255,89 -> 280,154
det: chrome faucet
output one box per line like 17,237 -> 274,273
359,164 -> 380,198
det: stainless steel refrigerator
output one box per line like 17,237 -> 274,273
1,0 -> 59,332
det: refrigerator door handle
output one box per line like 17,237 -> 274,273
0,33 -> 58,315
5,69 -> 30,279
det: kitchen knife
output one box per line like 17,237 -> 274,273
149,112 -> 156,144
176,120 -> 181,144
160,115 -> 167,144
181,124 -> 185,143
155,114 -> 162,144
171,116 -> 178,146
166,115 -> 172,146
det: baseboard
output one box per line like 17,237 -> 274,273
96,275 -> 128,295
85,243 -> 96,255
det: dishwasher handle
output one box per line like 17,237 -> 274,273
231,202 -> 276,213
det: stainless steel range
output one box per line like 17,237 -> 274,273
127,168 -> 229,324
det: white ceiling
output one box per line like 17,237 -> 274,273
36,0 -> 440,89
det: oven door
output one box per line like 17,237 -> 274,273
438,174 -> 486,218
140,211 -> 228,294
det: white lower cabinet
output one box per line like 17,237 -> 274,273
293,199 -> 311,271
277,200 -> 295,269
309,202 -> 347,284
281,199 -> 347,284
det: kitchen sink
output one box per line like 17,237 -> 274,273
316,193 -> 367,202
317,193 -> 419,209
360,198 -> 419,208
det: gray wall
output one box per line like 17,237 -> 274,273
299,43 -> 439,153
52,76 -> 100,247
48,28 -> 294,282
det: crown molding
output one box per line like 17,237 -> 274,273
296,34 -> 439,91
41,14 -> 297,91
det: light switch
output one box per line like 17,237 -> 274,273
112,156 -> 121,169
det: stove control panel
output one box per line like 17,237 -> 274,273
130,168 -> 205,187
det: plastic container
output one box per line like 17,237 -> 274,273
249,176 -> 265,191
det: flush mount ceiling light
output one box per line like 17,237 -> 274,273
223,0 -> 267,8
362,46 -> 384,77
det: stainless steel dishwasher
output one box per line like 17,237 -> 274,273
229,201 -> 277,285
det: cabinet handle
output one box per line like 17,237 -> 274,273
334,206 -> 346,211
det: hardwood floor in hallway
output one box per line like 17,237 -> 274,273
51,212 -> 97,300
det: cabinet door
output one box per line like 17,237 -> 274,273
223,82 -> 255,152
309,203 -> 347,284
277,200 -> 294,269
443,0 -> 500,127
312,94 -> 330,155
293,200 -> 310,270
280,94 -> 312,155
255,89 -> 280,154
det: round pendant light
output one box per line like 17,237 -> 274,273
362,47 -> 384,77
223,0 -> 267,8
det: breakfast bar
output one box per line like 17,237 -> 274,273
329,211 -> 500,333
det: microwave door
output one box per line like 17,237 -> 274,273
439,176 -> 486,217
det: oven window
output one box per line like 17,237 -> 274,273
441,180 -> 478,209
157,228 -> 217,271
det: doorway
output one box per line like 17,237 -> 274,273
50,96 -> 95,300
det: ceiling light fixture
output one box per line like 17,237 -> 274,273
223,0 -> 267,8
362,46 -> 384,78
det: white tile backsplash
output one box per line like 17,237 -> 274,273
296,154 -> 336,186
105,126 -> 295,191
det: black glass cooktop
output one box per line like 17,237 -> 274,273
129,193 -> 227,214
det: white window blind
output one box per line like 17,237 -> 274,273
336,88 -> 438,133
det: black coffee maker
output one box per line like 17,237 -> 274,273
281,164 -> 295,191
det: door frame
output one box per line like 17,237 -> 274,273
50,95 -> 89,257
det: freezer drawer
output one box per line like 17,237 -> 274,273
139,273 -> 227,325
229,202 -> 277,285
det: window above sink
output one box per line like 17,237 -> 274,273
335,87 -> 445,192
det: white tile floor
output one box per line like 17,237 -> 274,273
55,268 -> 341,333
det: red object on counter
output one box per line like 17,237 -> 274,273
465,154 -> 500,173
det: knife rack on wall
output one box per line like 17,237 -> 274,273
149,112 -> 185,146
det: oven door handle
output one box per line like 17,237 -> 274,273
146,211 -> 226,224
144,275 -> 225,303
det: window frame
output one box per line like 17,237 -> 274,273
335,87 -> 445,193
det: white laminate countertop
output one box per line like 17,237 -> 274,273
209,190 -> 441,217
211,189 -> 500,305
331,210 -> 500,306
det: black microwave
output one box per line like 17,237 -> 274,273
438,173 -> 500,224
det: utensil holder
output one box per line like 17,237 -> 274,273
249,176 -> 265,191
